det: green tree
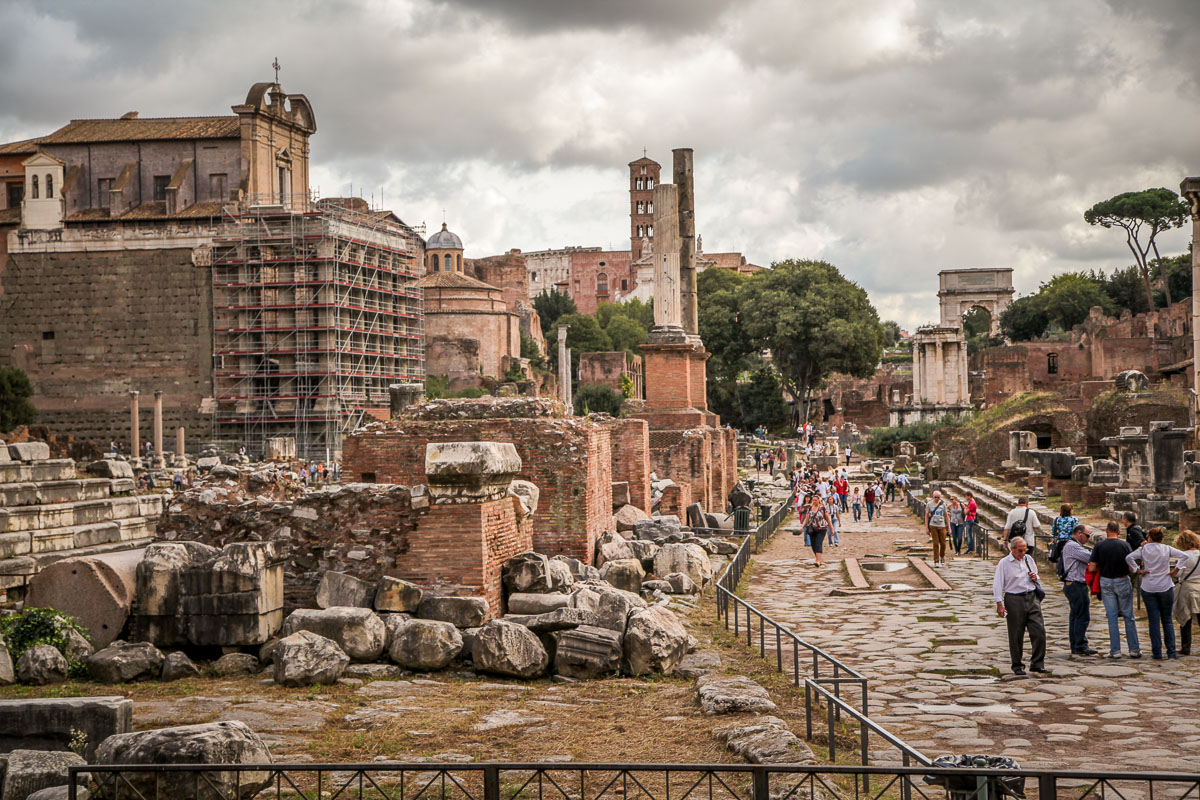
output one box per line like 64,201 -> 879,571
999,294 -> 1050,341
603,314 -> 648,355
0,366 -> 37,433
1039,272 -> 1115,330
533,290 -> 577,338
881,320 -> 902,347
597,298 -> 653,332
574,383 -> 624,416
962,307 -> 992,338
1099,265 -> 1151,316
1084,188 -> 1190,310
740,260 -> 884,425
698,267 -> 757,419
738,367 -> 790,433
1154,252 -> 1193,307
550,313 -> 612,377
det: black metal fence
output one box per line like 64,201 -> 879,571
72,761 -> 1200,800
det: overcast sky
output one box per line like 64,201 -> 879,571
1,0 -> 1197,329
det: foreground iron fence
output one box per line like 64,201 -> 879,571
72,761 -> 1200,800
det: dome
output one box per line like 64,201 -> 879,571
426,222 -> 463,250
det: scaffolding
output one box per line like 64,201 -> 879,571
210,195 -> 424,460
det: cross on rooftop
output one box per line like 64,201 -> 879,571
272,57 -> 281,83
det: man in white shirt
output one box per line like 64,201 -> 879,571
1003,497 -> 1040,545
993,536 -> 1047,675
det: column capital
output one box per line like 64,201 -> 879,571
153,390 -> 163,400
1181,177 -> 1200,217
129,390 -> 139,399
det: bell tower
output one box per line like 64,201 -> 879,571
628,155 -> 661,261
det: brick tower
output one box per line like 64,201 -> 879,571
629,155 -> 661,261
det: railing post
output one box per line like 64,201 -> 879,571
753,767 -> 770,800
484,765 -> 501,800
1038,773 -> 1056,800
805,682 -> 813,739
827,695 -> 836,761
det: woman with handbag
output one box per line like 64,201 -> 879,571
804,494 -> 833,567
1172,530 -> 1200,656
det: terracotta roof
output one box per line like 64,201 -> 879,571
418,271 -> 498,291
0,116 -> 240,153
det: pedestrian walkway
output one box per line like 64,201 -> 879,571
741,495 -> 1200,772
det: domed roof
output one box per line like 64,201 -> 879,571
426,222 -> 463,250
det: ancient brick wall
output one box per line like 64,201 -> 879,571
603,417 -> 650,512
0,245 -> 214,450
401,496 -> 527,616
567,249 -> 633,315
648,428 -> 712,511
579,352 -> 630,392
343,417 -> 613,564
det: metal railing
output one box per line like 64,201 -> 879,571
71,761 -> 1200,800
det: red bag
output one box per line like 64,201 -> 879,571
1085,570 -> 1101,598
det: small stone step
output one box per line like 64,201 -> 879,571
0,478 -> 117,507
0,495 -> 162,534
2,516 -> 157,560
0,460 -> 76,484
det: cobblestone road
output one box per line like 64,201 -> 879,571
742,490 -> 1200,773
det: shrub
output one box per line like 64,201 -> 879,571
863,415 -> 967,457
0,366 -> 37,433
574,383 -> 624,416
0,607 -> 91,676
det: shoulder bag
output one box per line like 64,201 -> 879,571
1025,555 -> 1046,602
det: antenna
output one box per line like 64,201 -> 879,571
272,57 -> 281,84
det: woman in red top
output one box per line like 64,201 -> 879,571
964,491 -> 979,555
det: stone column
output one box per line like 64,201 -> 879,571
128,391 -> 140,459
673,148 -> 698,337
651,183 -> 682,332
176,427 -> 186,466
1182,177 -> 1200,405
558,324 -> 572,411
153,391 -> 164,468
934,340 -> 945,404
911,341 -> 922,405
958,340 -> 969,404
388,383 -> 425,418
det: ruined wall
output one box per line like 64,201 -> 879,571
567,249 -> 634,315
423,312 -> 519,384
1,243 -> 213,449
343,406 -> 612,564
600,417 -> 651,512
157,477 -> 422,611
648,428 -> 712,511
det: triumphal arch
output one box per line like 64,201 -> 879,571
937,268 -> 1014,336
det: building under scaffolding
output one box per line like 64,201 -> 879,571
211,197 -> 424,459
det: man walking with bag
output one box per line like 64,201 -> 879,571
993,536 -> 1048,675
1004,496 -> 1040,546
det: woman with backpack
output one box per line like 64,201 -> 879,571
926,490 -> 949,567
804,494 -> 833,567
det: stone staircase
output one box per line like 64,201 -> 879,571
0,443 -> 162,598
929,475 -> 1056,557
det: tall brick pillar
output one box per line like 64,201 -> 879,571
415,441 -> 531,616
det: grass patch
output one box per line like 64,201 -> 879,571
930,638 -> 978,648
916,616 -> 958,623
923,666 -> 1000,677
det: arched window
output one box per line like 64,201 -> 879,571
429,254 -> 437,271
31,174 -> 38,199
647,178 -> 654,189
1047,353 -> 1059,375
647,201 -> 653,214
597,272 -> 608,293
636,201 -> 644,214
455,254 -> 461,271
647,225 -> 654,237
636,225 -> 643,237
443,253 -> 452,271
45,174 -> 53,198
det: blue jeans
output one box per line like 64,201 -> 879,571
866,502 -> 875,521
1100,577 -> 1140,655
1142,588 -> 1176,658
963,520 -> 975,554
852,503 -> 861,521
1063,581 -> 1091,652
839,494 -> 848,512
830,520 -> 839,545
949,523 -> 964,553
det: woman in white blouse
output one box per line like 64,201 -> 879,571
1127,527 -> 1188,660
1173,530 -> 1200,656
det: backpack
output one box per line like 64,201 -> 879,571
1048,537 -> 1066,563
1009,507 -> 1030,540
1055,545 -> 1070,581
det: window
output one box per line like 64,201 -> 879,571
597,272 -> 608,293
636,225 -> 643,237
635,178 -> 643,190
443,253 -> 452,271
636,201 -> 644,214
456,254 -> 461,271
621,279 -> 628,291
278,166 -> 289,201
6,182 -> 22,208
209,173 -> 227,200
1047,353 -> 1058,374
97,178 -> 114,207
647,201 -> 653,214
153,175 -> 170,202
532,271 -> 538,282
42,330 -> 54,340
647,178 -> 654,189
30,175 -> 38,199
647,225 -> 653,237
45,174 -> 53,198
429,254 -> 438,271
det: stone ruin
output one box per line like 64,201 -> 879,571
1,441 -> 162,604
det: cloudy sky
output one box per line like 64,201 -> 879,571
1,0 -> 1197,329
